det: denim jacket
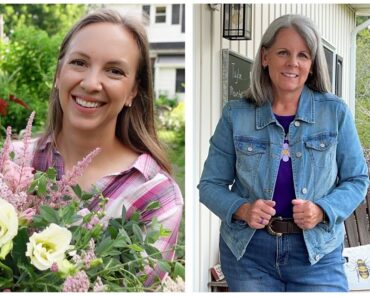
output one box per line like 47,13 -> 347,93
198,86 -> 369,264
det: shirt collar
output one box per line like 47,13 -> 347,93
255,85 -> 315,130
37,137 -> 162,181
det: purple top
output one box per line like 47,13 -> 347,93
272,114 -> 296,218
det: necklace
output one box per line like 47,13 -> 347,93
281,134 -> 291,162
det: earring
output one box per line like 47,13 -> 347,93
127,102 -> 132,107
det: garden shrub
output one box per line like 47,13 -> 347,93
0,25 -> 63,134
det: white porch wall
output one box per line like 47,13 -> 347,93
156,67 -> 176,98
193,3 -> 356,292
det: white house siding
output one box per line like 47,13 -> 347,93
107,4 -> 185,100
193,3 -> 356,292
147,4 -> 185,43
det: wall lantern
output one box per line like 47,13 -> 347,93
223,4 -> 252,40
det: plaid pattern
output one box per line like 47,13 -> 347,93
29,138 -> 184,285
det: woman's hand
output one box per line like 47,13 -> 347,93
292,199 -> 324,229
233,199 -> 276,229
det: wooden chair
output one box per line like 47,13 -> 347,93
344,189 -> 370,247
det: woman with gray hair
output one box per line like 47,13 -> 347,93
199,14 -> 369,291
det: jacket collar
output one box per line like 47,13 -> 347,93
256,85 -> 315,130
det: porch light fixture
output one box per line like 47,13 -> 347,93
223,4 -> 252,40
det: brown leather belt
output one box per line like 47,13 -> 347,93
265,217 -> 302,236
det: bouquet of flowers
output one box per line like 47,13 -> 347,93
0,113 -> 184,292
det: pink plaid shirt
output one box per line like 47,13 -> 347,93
26,138 -> 183,285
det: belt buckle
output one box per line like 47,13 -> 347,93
266,216 -> 283,236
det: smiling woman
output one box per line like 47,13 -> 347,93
198,14 -> 369,292
25,8 -> 183,288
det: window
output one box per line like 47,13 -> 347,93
176,69 -> 185,93
335,55 -> 343,97
324,46 -> 334,87
142,5 -> 150,25
155,6 -> 166,23
172,4 -> 180,24
142,5 -> 150,17
181,4 -> 185,33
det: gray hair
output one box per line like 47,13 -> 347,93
245,14 -> 331,106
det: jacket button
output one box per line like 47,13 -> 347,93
247,146 -> 253,152
302,188 -> 308,194
296,152 -> 302,158
320,143 -> 325,148
294,121 -> 300,127
315,255 -> 320,261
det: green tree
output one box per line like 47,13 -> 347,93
356,17 -> 370,148
0,4 -> 86,37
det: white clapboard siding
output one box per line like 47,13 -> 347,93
193,3 -> 356,292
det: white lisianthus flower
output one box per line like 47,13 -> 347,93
26,223 -> 72,271
0,198 -> 18,259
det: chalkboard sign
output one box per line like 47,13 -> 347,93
222,49 -> 253,103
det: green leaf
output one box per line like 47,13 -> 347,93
111,235 -> 126,248
144,244 -> 162,260
45,167 -> 57,180
0,261 -> 13,280
132,224 -> 143,243
118,228 -> 132,244
59,204 -> 76,225
39,205 -> 59,224
157,260 -> 171,273
144,229 -> 160,244
144,200 -> 160,212
121,205 -> 127,225
37,178 -> 47,196
9,151 -> 15,160
173,262 -> 185,280
130,211 -> 140,223
71,184 -> 82,198
159,225 -> 172,237
81,192 -> 93,201
95,237 -> 114,257
128,244 -> 144,252
11,227 -> 29,265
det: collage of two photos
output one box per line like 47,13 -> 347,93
1,1 -> 370,293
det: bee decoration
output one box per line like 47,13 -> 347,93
356,259 -> 370,281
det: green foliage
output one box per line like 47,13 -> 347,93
1,185 -> 184,292
0,4 -> 86,37
356,99 -> 370,148
0,4 -> 87,136
0,25 -> 63,134
156,98 -> 185,259
355,17 -> 370,149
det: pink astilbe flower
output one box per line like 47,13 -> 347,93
50,148 -> 101,206
20,207 -> 37,223
93,276 -> 105,292
13,111 -> 35,193
63,271 -> 90,292
2,159 -> 34,192
83,239 -> 97,269
61,147 -> 101,187
0,126 -> 12,171
50,262 -> 59,273
0,113 -> 36,212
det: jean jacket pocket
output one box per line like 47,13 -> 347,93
234,136 -> 268,171
304,132 -> 337,168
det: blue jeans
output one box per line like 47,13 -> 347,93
219,229 -> 348,292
